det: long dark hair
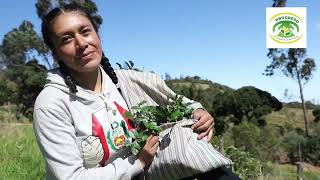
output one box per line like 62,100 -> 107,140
41,3 -> 119,93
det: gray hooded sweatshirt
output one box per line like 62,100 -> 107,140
33,68 -> 203,180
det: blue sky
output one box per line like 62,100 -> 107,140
0,0 -> 319,103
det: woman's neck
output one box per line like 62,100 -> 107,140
69,67 -> 102,93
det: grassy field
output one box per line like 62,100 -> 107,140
0,123 -> 45,180
266,163 -> 320,180
266,106 -> 315,129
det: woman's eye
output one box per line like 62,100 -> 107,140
61,36 -> 72,44
82,28 -> 91,35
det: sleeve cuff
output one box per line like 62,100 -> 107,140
190,103 -> 205,113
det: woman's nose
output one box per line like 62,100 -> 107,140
75,35 -> 88,49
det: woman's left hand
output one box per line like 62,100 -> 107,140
191,108 -> 215,142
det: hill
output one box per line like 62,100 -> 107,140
166,76 -> 234,94
266,106 -> 315,130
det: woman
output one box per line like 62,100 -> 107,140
33,3 -> 231,180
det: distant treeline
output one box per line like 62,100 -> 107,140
284,101 -> 320,109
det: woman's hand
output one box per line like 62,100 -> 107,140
137,135 -> 159,170
191,109 -> 215,141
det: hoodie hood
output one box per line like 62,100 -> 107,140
45,67 -> 113,104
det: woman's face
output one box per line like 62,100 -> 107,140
50,11 -> 102,73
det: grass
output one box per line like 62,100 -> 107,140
0,105 -> 29,123
0,123 -> 45,180
263,163 -> 320,180
266,106 -> 315,129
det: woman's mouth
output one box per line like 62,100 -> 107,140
82,51 -> 94,58
75,51 -> 96,65
77,51 -> 95,61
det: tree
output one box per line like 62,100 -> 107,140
0,73 -> 18,104
0,20 -> 48,119
210,86 -> 282,154
0,47 -> 6,69
313,109 -> 320,123
4,61 -> 46,119
208,86 -> 282,127
1,20 -> 51,68
36,0 -> 102,30
272,0 -> 287,7
265,48 -> 316,136
232,121 -> 281,161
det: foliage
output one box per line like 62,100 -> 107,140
281,130 -> 305,162
232,122 -> 281,161
166,76 -> 234,94
116,60 -> 143,72
0,47 -> 6,69
1,20 -> 50,68
312,109 -> 320,122
225,146 -> 264,180
302,136 -> 320,166
125,95 -> 193,155
0,75 -> 18,105
310,122 -> 320,136
272,0 -> 287,7
209,86 -> 282,136
0,20 -> 48,119
232,86 -> 282,125
285,101 -> 320,109
3,61 -> 46,119
281,125 -> 320,166
265,49 -> 316,82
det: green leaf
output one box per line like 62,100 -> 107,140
177,95 -> 183,104
141,134 -> 148,142
138,100 -> 147,106
131,106 -> 141,110
170,109 -> 183,121
150,126 -> 161,133
128,131 -> 135,138
131,145 -> 140,155
125,111 -> 134,119
134,131 -> 143,139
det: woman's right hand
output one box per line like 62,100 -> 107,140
137,135 -> 159,170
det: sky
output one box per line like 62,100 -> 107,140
0,0 -> 319,103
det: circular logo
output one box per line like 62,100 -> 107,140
269,12 -> 303,44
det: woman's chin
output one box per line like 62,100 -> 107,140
77,60 -> 101,72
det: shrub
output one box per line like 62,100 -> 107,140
281,129 -> 320,165
312,108 -> 320,122
226,146 -> 263,180
232,122 -> 281,161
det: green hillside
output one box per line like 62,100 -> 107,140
266,106 -> 315,129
